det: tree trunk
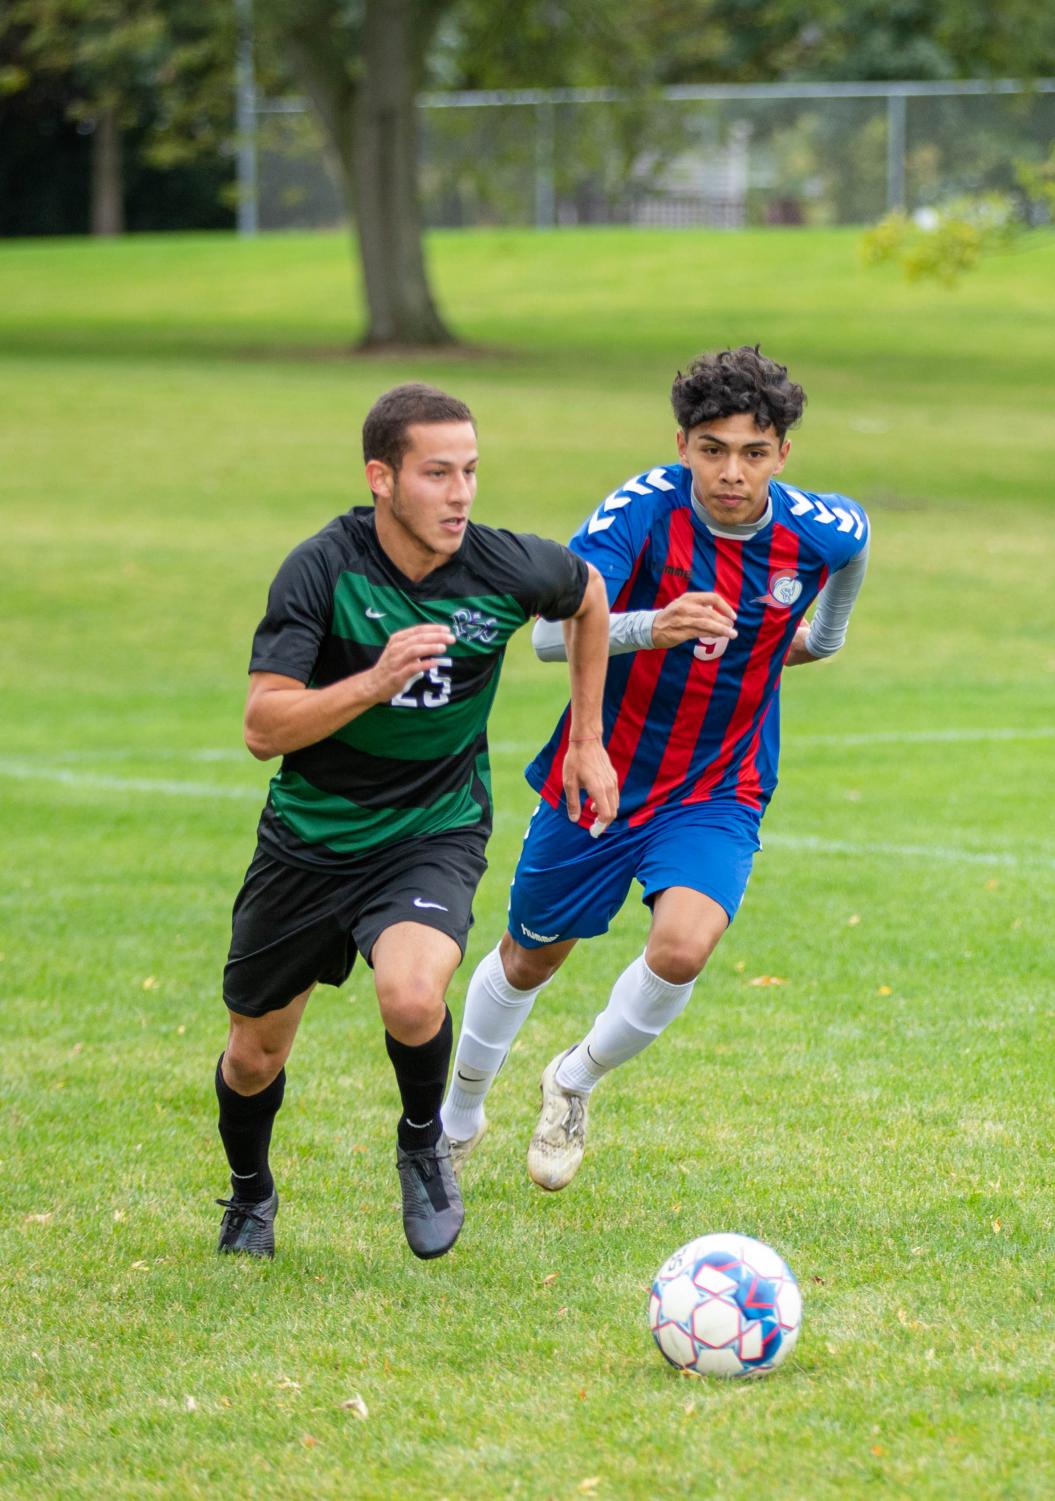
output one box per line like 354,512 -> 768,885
350,0 -> 455,346
279,0 -> 457,348
90,103 -> 124,237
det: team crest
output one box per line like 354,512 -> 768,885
451,607 -> 499,643
755,569 -> 803,609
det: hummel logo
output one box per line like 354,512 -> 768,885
365,606 -> 386,619
662,564 -> 691,580
413,897 -> 449,911
520,923 -> 561,943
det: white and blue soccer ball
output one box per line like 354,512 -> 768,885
649,1233 -> 802,1378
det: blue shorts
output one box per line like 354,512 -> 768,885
507,799 -> 763,948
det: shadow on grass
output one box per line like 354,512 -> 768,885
0,327 -> 533,369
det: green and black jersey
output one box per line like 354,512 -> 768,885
249,506 -> 589,870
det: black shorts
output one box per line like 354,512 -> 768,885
223,827 -> 489,1018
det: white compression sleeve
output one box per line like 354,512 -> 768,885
532,610 -> 658,662
804,538 -> 869,658
556,955 -> 695,1095
441,946 -> 550,1141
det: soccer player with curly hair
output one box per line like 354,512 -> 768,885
442,347 -> 869,1189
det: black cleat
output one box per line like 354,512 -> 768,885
396,1135 -> 464,1260
216,1189 -> 278,1258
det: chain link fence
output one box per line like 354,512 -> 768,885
251,80 -> 1055,233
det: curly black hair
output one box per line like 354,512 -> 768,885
671,347 -> 806,441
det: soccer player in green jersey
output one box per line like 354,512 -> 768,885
214,383 -> 617,1261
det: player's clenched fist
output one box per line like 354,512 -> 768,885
652,591 -> 737,649
366,623 -> 455,703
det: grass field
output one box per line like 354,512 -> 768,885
2,225 -> 1054,1500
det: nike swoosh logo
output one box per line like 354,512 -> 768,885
365,607 -> 386,619
413,897 -> 449,911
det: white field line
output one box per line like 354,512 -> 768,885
0,761 -> 261,801
1,754 -> 1053,871
15,725 -> 1055,764
761,833 -> 1054,870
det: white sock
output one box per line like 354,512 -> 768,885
441,946 -> 549,1142
555,954 -> 695,1096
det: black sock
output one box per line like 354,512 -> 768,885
215,1054 -> 285,1202
385,1008 -> 453,1151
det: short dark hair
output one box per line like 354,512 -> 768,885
362,383 -> 476,472
671,347 -> 806,441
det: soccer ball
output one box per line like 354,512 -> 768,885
649,1233 -> 802,1378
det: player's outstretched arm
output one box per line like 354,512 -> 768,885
243,623 -> 455,760
560,566 -> 619,827
532,591 -> 736,660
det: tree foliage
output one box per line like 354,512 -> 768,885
1,0 -> 235,232
862,151 -> 1054,285
434,0 -> 1055,90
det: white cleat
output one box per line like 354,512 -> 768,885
448,1116 -> 488,1178
527,1051 -> 589,1192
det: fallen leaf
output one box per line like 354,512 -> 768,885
24,1212 -> 53,1224
113,1210 -> 126,1223
184,1395 -> 198,1413
748,975 -> 787,987
984,879 -> 999,891
556,1306 -> 568,1317
683,1398 -> 697,1416
896,1308 -> 908,1326
877,985 -> 893,996
542,1272 -> 559,1286
220,1396 -> 233,1408
578,1388 -> 587,1401
871,1444 -> 885,1457
578,1481 -> 600,1494
301,1434 -> 317,1448
130,1260 -> 150,1271
847,913 -> 861,927
177,1025 -> 186,1036
733,960 -> 746,973
341,1394 -> 368,1420
276,1377 -> 301,1392
992,1219 -> 1002,1234
142,976 -> 159,991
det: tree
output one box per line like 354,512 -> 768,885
0,0 -> 235,236
259,0 -> 458,347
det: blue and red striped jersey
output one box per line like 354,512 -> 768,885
527,464 -> 869,824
